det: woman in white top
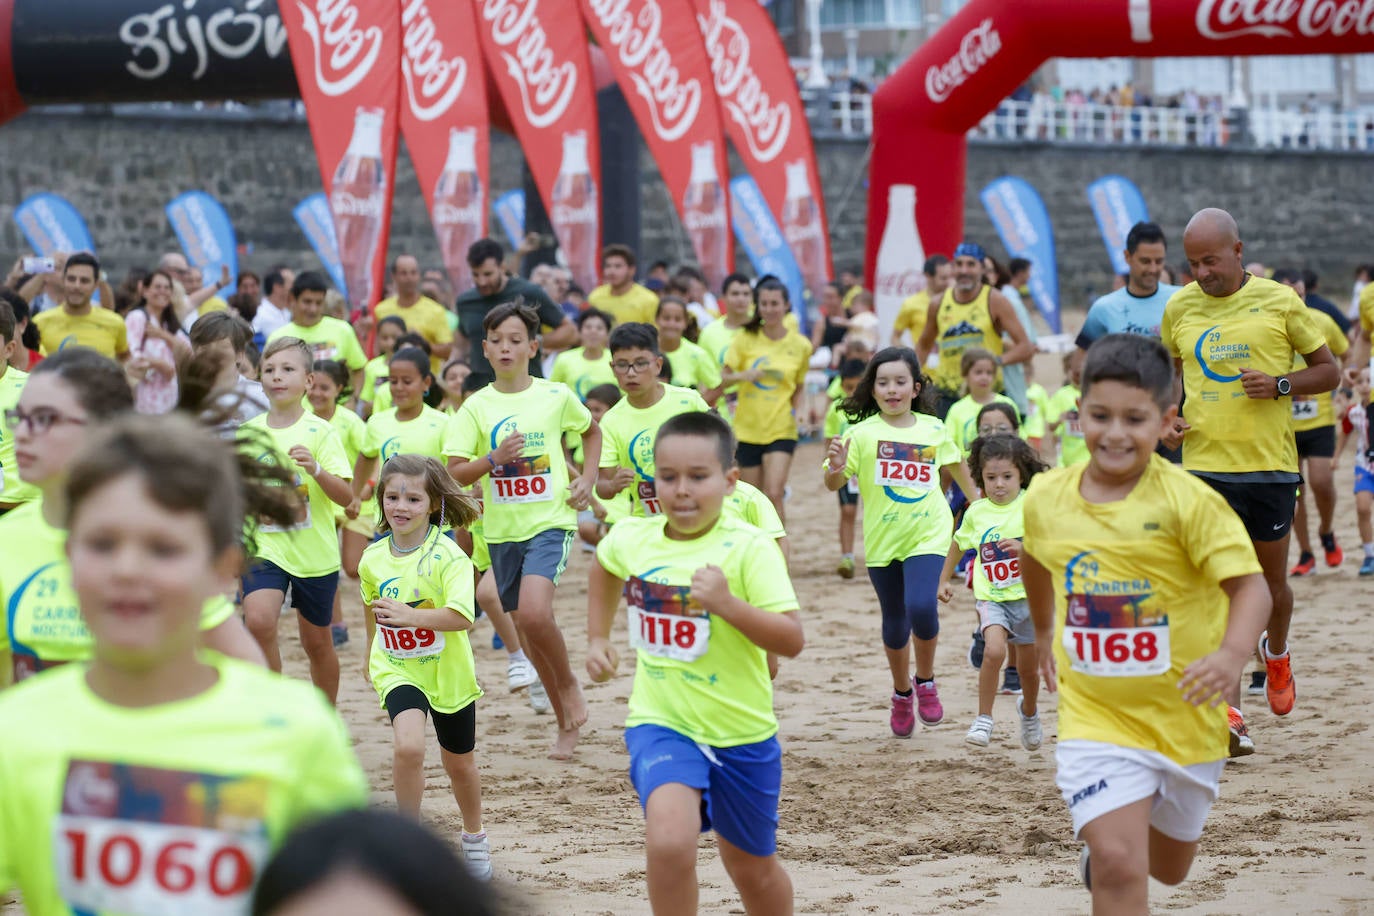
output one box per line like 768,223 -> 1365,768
125,269 -> 190,414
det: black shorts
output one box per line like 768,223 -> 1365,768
1154,441 -> 1183,464
1295,425 -> 1336,460
837,482 -> 859,506
241,560 -> 339,627
1196,475 -> 1300,543
736,439 -> 796,468
384,684 -> 477,755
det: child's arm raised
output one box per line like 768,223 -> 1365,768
1178,573 -> 1271,708
692,565 -> 804,659
822,437 -> 850,491
586,560 -> 623,682
1022,550 -> 1057,693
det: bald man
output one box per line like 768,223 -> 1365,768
1159,208 -> 1339,747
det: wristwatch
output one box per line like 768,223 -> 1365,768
1274,376 -> 1291,398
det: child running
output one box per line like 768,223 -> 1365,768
361,314 -> 406,419
824,358 -> 866,578
0,299 -> 37,516
445,302 -> 600,760
1048,352 -> 1087,467
0,412 -> 367,915
550,308 -> 617,401
823,347 -> 975,737
587,411 -> 804,916
266,271 -> 366,402
361,455 -> 494,881
309,359 -> 368,649
938,434 -> 1049,749
1022,334 -> 1270,913
240,337 -> 354,700
944,347 -> 1021,458
1335,368 -> 1374,576
656,296 -> 721,406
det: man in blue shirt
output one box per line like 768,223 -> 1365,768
1076,221 -> 1181,351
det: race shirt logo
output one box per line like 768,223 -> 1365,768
1062,551 -> 1169,677
1194,324 -> 1250,384
875,440 -> 937,503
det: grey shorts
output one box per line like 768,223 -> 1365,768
976,598 -> 1035,645
489,528 -> 574,612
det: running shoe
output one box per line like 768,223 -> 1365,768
1079,846 -> 1092,890
1247,670 -> 1266,697
999,666 -> 1022,695
506,656 -> 538,693
1017,697 -> 1043,751
461,833 -> 493,882
528,680 -> 551,715
837,555 -> 855,579
330,625 -> 349,648
968,629 -> 985,669
1289,553 -> 1317,577
965,714 -> 994,747
1228,706 -> 1255,757
1260,632 -> 1295,716
915,681 -> 944,725
1362,556 -> 1374,577
1323,537 -> 1344,568
890,691 -> 915,738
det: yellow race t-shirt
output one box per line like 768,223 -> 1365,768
1023,456 -> 1262,765
361,405 -> 449,464
596,515 -> 798,747
34,308 -> 129,359
0,501 -> 237,686
321,406 -> 368,529
944,393 -> 1020,456
361,354 -> 392,411
1047,384 -> 1087,467
1161,277 -> 1325,475
0,655 -> 367,915
724,330 -> 813,444
360,530 -> 481,714
892,290 -> 931,344
374,296 -> 453,372
931,286 -> 1001,391
443,378 -> 592,543
955,493 -> 1027,602
239,412 -> 351,577
0,366 -> 39,506
549,347 -> 616,401
1290,308 -> 1348,432
722,479 -> 785,540
1023,382 -> 1051,440
599,384 -> 709,518
268,318 -> 367,372
587,283 -> 659,326
663,339 -> 722,391
839,412 -> 962,565
1361,285 -> 1374,403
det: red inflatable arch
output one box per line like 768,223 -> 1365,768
866,0 -> 1374,284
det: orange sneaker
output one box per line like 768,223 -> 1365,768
1323,540 -> 1344,568
1260,633 -> 1295,716
1228,706 -> 1255,757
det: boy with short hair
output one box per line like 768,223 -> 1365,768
189,310 -> 267,431
267,271 -> 366,400
1021,333 -> 1271,914
587,411 -> 804,916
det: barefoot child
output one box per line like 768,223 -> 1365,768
587,411 -> 804,915
1022,334 -> 1270,914
938,434 -> 1049,749
361,455 -> 493,881
445,302 -> 600,759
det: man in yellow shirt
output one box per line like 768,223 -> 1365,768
890,254 -> 951,347
1160,208 -> 1339,728
33,252 -> 128,362
375,254 -> 454,372
587,244 -> 659,326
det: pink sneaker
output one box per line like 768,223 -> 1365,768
916,681 -> 944,725
890,691 -> 915,738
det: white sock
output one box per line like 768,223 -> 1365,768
1262,638 -> 1288,660
508,648 -> 528,663
1364,542 -> 1374,559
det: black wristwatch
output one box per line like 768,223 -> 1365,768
1274,376 -> 1291,398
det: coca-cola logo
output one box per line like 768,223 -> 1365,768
552,202 -> 599,224
331,189 -> 383,218
1196,0 -> 1374,38
401,0 -> 468,122
875,269 -> 924,299
924,18 -> 1001,104
587,0 -> 702,142
434,200 -> 483,225
697,0 -> 790,163
683,209 -> 726,231
481,0 -> 578,129
296,0 -> 383,98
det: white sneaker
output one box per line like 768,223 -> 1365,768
1017,697 -> 1043,751
965,714 -> 994,747
461,832 -> 493,882
528,680 -> 551,714
506,656 -> 537,692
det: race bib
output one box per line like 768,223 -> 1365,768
846,475 -> 859,495
637,480 -> 662,515
874,440 -> 937,490
1291,397 -> 1319,421
308,341 -> 340,361
979,540 -> 1021,589
55,761 -> 270,916
490,455 -> 553,504
377,625 -> 444,659
1062,409 -> 1083,437
625,576 -> 709,662
1062,593 -> 1170,677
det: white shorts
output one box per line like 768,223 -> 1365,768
1055,740 -> 1224,842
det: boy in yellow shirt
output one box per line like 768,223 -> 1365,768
1022,333 -> 1270,913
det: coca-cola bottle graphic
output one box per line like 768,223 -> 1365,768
873,184 -> 928,334
433,126 -> 484,295
330,107 -> 386,316
682,141 -> 730,292
780,159 -> 828,309
550,131 -> 599,293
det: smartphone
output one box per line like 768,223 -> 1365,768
21,256 -> 54,274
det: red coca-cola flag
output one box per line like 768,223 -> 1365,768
474,0 -> 603,293
398,0 -> 490,297
579,0 -> 732,291
693,0 -> 832,306
279,0 -> 401,319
